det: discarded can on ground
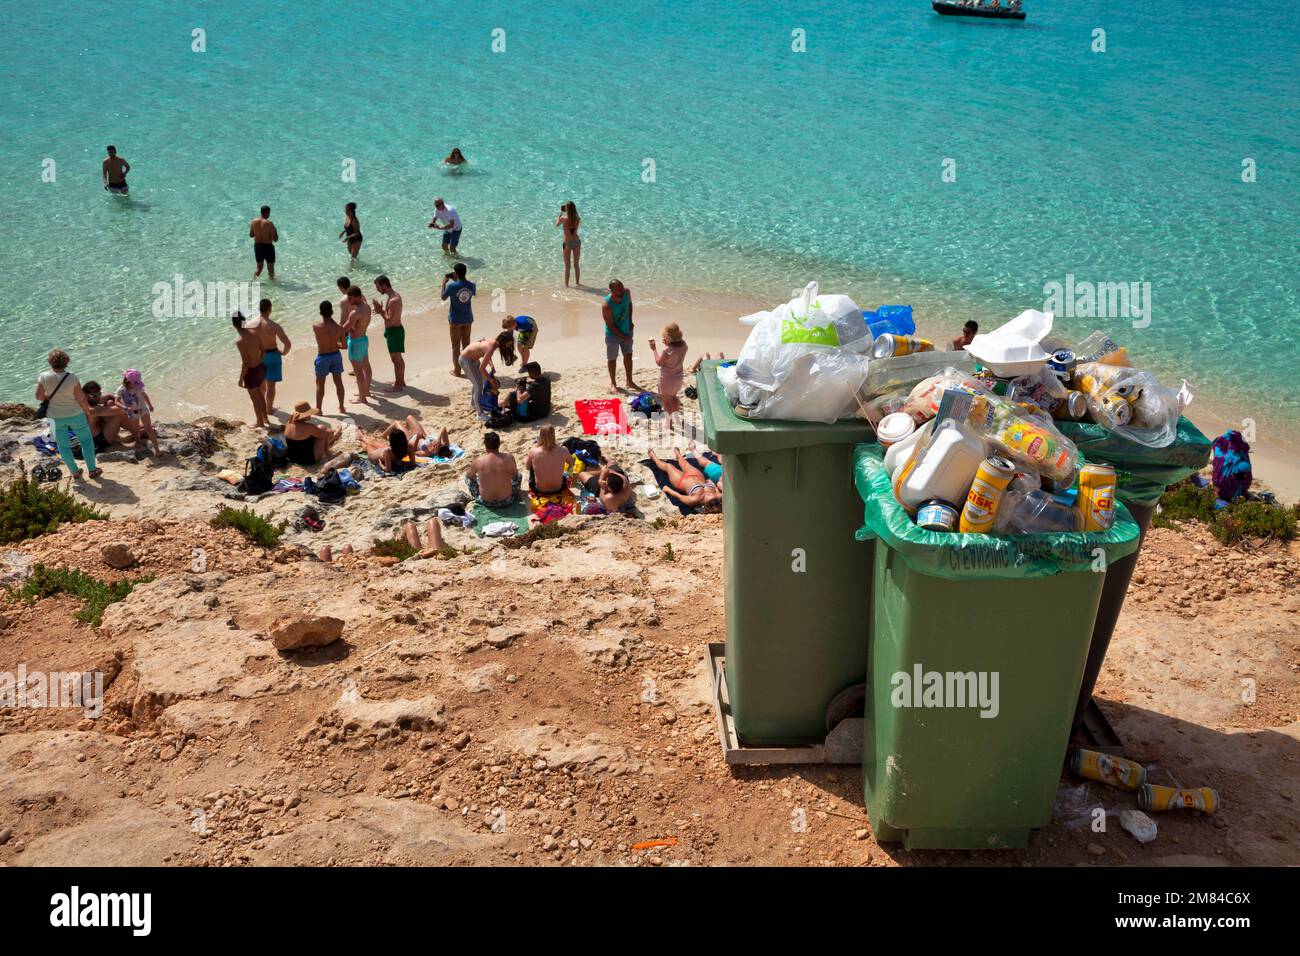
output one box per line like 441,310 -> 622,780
872,334 -> 935,360
1071,748 -> 1146,791
1076,462 -> 1117,532
1138,784 -> 1219,814
917,498 -> 958,532
959,455 -> 1015,534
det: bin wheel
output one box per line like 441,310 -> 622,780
826,683 -> 867,733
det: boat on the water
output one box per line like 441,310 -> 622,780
932,1 -> 1027,20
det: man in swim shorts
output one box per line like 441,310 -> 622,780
603,279 -> 635,393
250,205 -> 279,280
102,145 -> 130,195
373,274 -> 406,391
428,197 -> 462,254
233,313 -> 270,428
581,462 -> 633,515
465,432 -> 520,508
312,300 -> 347,413
441,262 -> 476,375
245,297 -> 292,415
343,285 -> 373,403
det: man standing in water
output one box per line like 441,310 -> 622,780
373,275 -> 406,391
245,298 -> 292,415
428,197 -> 462,255
102,146 -> 130,195
233,313 -> 269,429
949,320 -> 978,351
343,285 -> 373,404
602,279 -> 635,393
250,205 -> 279,280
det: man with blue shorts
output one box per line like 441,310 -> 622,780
428,197 -> 462,255
602,279 -> 635,392
343,285 -> 373,404
247,297 -> 291,415
312,300 -> 347,413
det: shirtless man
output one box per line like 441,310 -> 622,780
82,381 -> 129,445
312,300 -> 347,413
233,313 -> 269,428
949,320 -> 978,351
245,298 -> 292,415
580,462 -> 633,515
102,146 -> 130,195
525,425 -> 571,497
372,275 -> 406,391
464,432 -> 520,508
343,285 -> 373,403
250,205 -> 279,280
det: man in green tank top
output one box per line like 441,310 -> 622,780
602,279 -> 635,393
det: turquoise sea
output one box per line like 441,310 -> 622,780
1,0 -> 1297,428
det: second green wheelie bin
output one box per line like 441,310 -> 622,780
697,362 -> 875,745
1058,417 -> 1212,733
852,444 -> 1142,849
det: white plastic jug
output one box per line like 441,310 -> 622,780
885,419 -> 934,480
895,420 -> 986,511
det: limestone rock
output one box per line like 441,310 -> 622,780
270,615 -> 344,651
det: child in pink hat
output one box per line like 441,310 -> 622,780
116,369 -> 162,457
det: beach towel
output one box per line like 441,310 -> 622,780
270,477 -> 305,494
420,444 -> 465,465
471,499 -> 531,537
640,456 -> 713,516
574,398 -> 630,436
29,435 -> 58,457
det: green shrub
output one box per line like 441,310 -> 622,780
1153,481 -> 1217,529
14,564 -> 152,626
371,538 -> 417,561
0,475 -> 107,544
210,506 -> 287,547
1211,501 -> 1297,546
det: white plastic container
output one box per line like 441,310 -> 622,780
895,420 -> 986,511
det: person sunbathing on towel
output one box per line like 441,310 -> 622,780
525,425 -> 572,497
359,428 -> 416,473
382,415 -> 451,458
649,447 -> 721,512
579,462 -> 634,515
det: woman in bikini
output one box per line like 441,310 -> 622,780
340,202 -> 362,266
359,428 -> 415,473
381,415 -> 451,458
283,402 -> 342,466
458,331 -> 517,419
555,201 -> 581,287
649,447 -> 722,512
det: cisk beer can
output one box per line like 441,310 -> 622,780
1070,748 -> 1146,791
1076,462 -> 1117,531
959,456 -> 1015,534
872,334 -> 935,360
1138,784 -> 1219,814
1096,393 -> 1134,428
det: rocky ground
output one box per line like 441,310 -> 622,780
0,504 -> 1296,867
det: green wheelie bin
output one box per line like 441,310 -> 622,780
1058,418 -> 1212,733
852,444 -> 1142,849
697,362 -> 875,745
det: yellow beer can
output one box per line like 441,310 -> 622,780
1076,462 -> 1117,532
959,455 -> 1015,534
1137,784 -> 1219,814
1070,748 -> 1146,791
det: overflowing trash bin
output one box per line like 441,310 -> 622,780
697,362 -> 875,745
853,444 -> 1142,848
1058,417 -> 1213,733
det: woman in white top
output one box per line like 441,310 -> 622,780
34,349 -> 102,479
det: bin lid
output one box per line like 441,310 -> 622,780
697,363 -> 875,455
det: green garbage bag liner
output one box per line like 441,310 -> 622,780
1057,416 -> 1212,507
852,444 -> 1141,580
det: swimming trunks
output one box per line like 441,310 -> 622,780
347,335 -> 369,362
285,436 -> 317,467
384,325 -> 406,354
239,362 -> 266,389
443,228 -> 462,249
606,337 -> 633,361
262,349 -> 283,382
254,242 -> 276,264
515,320 -> 538,350
314,350 -> 343,378
703,461 -> 723,482
106,183 -> 129,195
